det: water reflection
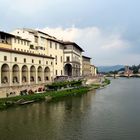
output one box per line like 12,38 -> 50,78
1,79 -> 140,140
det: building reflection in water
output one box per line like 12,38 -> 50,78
0,89 -> 97,140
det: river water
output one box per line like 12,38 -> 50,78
0,78 -> 140,140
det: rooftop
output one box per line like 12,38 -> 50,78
63,41 -> 84,52
82,55 -> 91,59
0,47 -> 54,59
0,31 -> 31,42
0,31 -> 15,37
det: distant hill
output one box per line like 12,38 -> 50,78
98,65 -> 124,72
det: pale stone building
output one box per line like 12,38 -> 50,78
46,37 -> 64,77
12,28 -> 64,78
82,56 -> 91,77
0,31 -> 54,98
124,65 -> 133,75
63,41 -> 84,77
0,29 -> 97,98
90,65 -> 97,76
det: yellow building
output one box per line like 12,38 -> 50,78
82,56 -> 91,77
12,28 -> 64,78
63,41 -> 84,77
0,31 -> 54,98
90,65 -> 97,76
0,29 -> 97,98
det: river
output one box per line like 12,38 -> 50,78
0,78 -> 140,140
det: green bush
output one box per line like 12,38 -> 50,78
0,87 -> 89,110
46,80 -> 83,90
103,78 -> 111,85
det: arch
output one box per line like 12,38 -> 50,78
64,64 -> 72,76
22,65 -> 28,83
12,64 -> 20,84
38,66 -> 43,82
44,67 -> 50,81
1,64 -> 10,84
30,65 -> 36,83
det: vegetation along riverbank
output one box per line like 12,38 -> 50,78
0,78 -> 110,110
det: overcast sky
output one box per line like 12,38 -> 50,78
0,0 -> 140,66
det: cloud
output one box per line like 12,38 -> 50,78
100,34 -> 129,50
40,26 -> 131,65
8,0 -> 48,15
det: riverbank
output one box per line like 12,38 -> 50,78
87,77 -> 111,90
0,87 -> 89,110
0,78 -> 111,110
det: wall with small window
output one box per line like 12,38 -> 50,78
12,37 -> 30,52
47,40 -> 64,77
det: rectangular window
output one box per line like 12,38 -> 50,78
66,56 -> 70,62
56,70 -> 57,76
35,36 -> 38,43
24,58 -> 26,63
61,56 -> 63,62
50,41 -> 52,48
4,56 -> 7,61
46,61 -> 48,64
15,57 -> 17,62
55,43 -> 57,49
39,60 -> 41,64
32,59 -> 34,63
30,45 -> 34,49
61,70 -> 63,75
27,42 -> 29,46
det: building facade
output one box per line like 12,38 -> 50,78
90,65 -> 97,76
82,56 -> 91,77
0,31 -> 53,98
0,29 -> 97,98
12,28 -> 64,78
63,41 -> 84,77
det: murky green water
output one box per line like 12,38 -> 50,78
0,78 -> 140,140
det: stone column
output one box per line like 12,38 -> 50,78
19,69 -> 22,85
36,70 -> 38,84
42,71 -> 44,83
0,70 -> 1,87
28,70 -> 30,85
9,68 -> 12,86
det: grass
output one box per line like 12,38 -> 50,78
0,87 -> 89,110
103,78 -> 111,86
89,83 -> 101,89
0,78 -> 111,110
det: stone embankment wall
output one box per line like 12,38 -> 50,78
0,83 -> 47,98
86,77 -> 101,85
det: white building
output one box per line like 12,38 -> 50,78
12,28 -> 64,78
0,28 -> 97,98
63,41 -> 84,77
0,31 -> 54,98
